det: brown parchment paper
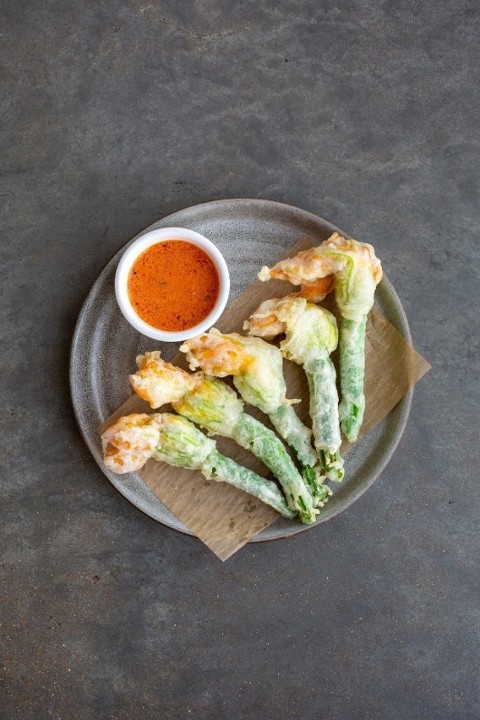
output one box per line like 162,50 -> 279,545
99,237 -> 431,560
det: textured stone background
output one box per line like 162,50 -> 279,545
1,1 -> 478,718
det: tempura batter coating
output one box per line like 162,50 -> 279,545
101,413 -> 160,474
258,233 -> 382,319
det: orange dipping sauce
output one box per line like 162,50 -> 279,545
127,240 -> 220,332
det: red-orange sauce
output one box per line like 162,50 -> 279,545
127,240 -> 220,331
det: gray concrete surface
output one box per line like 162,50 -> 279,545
1,1 -> 479,718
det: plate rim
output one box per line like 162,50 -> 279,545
70,197 -> 413,542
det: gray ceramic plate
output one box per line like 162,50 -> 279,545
70,198 -> 412,541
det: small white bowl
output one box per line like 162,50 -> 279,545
115,227 -> 230,342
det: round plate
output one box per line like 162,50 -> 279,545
70,199 -> 412,541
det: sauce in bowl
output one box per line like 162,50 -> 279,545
115,226 -> 230,342
127,240 -> 220,332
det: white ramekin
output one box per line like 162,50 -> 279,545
115,227 -> 230,342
